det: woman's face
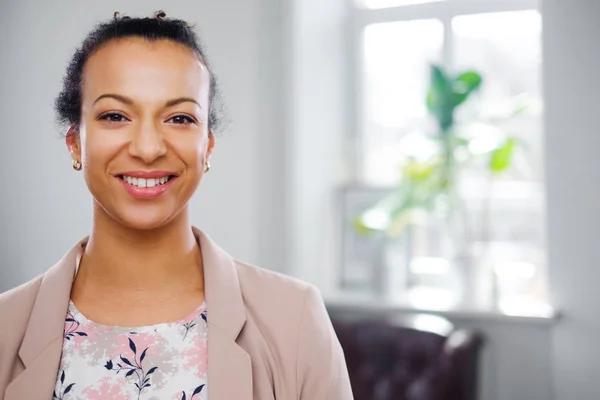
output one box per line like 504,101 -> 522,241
66,37 -> 215,230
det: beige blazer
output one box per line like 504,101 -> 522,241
0,228 -> 353,400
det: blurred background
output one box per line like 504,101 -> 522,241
0,0 -> 598,399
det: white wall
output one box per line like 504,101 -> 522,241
0,0 -> 285,290
286,0 -> 351,293
543,1 -> 600,399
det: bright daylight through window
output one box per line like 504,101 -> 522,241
340,0 -> 549,317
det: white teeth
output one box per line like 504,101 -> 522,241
122,175 -> 172,188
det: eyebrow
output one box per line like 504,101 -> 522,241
165,97 -> 202,109
93,93 -> 133,105
93,94 -> 202,109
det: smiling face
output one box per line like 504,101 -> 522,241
66,37 -> 215,230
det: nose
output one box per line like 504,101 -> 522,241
128,120 -> 167,163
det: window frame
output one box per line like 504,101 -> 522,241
343,0 -> 547,309
349,0 -> 541,183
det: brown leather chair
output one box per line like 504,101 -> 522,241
331,314 -> 484,400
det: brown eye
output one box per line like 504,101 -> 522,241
99,112 -> 129,122
168,115 -> 196,125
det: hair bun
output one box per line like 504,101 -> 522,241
153,10 -> 167,20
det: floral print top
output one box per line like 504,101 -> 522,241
53,300 -> 208,400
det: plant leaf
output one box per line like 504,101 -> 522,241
452,71 -> 482,107
427,64 -> 454,131
455,71 -> 482,92
61,370 -> 65,384
76,332 -> 88,336
512,101 -> 531,116
430,64 -> 449,96
426,89 -> 436,112
126,369 -> 136,377
490,137 -> 516,173
403,160 -> 435,182
351,216 -> 377,235
147,366 -> 158,375
182,393 -> 187,400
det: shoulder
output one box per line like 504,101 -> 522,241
233,261 -> 352,398
0,276 -> 43,342
235,260 -> 313,300
234,260 -> 316,319
233,259 -> 331,342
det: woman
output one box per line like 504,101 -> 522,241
0,11 -> 352,400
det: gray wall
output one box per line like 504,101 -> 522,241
0,0 -> 286,289
286,0 -> 349,294
544,1 -> 600,399
454,318 -> 552,400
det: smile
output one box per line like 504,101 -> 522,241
116,171 -> 179,200
120,175 -> 175,188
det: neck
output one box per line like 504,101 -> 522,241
76,203 -> 203,295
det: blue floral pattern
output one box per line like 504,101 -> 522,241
54,300 -> 208,399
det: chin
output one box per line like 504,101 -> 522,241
117,216 -> 173,231
104,202 -> 184,232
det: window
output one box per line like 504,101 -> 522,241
343,0 -> 548,315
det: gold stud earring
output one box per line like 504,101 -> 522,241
72,159 -> 82,171
204,160 -> 211,173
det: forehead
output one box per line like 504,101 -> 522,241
81,37 -> 209,104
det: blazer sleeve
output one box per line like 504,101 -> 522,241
296,284 -> 354,400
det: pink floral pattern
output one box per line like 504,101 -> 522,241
54,301 -> 208,400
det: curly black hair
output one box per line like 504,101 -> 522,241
54,10 -> 224,133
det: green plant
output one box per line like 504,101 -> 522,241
354,64 -> 519,237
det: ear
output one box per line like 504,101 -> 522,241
65,124 -> 81,161
207,130 -> 216,158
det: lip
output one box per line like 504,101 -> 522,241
117,174 -> 178,200
117,170 -> 178,179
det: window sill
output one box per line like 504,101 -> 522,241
324,290 -> 559,325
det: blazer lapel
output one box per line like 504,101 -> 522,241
4,240 -> 83,400
195,228 -> 253,399
6,229 -> 253,399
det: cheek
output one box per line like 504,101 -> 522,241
79,129 -> 122,173
170,133 -> 208,174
